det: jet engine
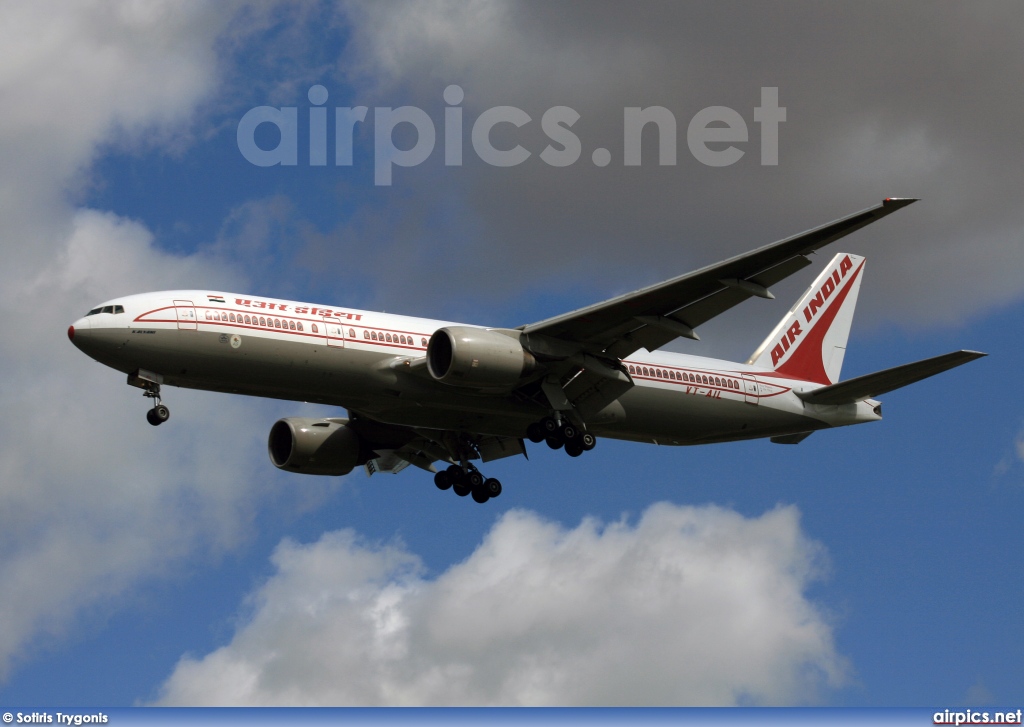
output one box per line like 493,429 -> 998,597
268,417 -> 361,475
426,326 -> 536,390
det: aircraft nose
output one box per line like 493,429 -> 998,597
68,317 -> 90,350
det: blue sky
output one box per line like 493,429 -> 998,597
0,0 -> 1022,707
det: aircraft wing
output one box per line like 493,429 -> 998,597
520,198 -> 917,359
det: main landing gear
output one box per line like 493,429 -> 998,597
433,464 -> 502,504
526,416 -> 596,458
143,383 -> 170,426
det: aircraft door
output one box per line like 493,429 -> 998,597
742,374 -> 758,405
321,315 -> 345,347
173,300 -> 197,330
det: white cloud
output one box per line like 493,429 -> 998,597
157,503 -> 845,706
0,0 -> 285,680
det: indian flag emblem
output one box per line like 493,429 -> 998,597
207,295 -> 225,303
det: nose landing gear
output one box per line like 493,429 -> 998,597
145,402 -> 170,426
128,370 -> 170,426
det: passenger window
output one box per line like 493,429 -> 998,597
349,328 -> 355,337
290,321 -> 296,330
642,367 -> 649,376
311,323 -> 318,333
714,377 -> 720,386
297,322 -> 303,331
205,311 -> 212,320
363,330 -> 370,339
421,337 -> 427,347
259,317 -> 266,326
275,319 -> 281,328
371,331 -> 378,340
628,365 -> 635,373
386,333 -> 392,342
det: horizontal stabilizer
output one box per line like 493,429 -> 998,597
796,350 -> 987,406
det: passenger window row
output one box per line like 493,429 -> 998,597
627,364 -> 741,390
362,329 -> 428,348
204,309 -> 305,332
196,310 -> 433,347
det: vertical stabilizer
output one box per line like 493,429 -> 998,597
747,253 -> 865,385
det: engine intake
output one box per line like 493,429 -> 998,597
268,417 -> 361,476
427,326 -> 535,390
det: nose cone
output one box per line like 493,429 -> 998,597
68,317 -> 91,351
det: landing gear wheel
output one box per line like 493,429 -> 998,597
540,416 -> 559,436
453,483 -> 471,497
546,437 -> 563,450
527,423 -> 545,443
446,464 -> 465,485
560,423 -> 578,442
467,470 -> 485,488
471,487 -> 490,503
434,471 -> 452,490
580,433 -> 596,451
484,478 -> 502,498
565,443 -> 583,457
146,405 -> 170,426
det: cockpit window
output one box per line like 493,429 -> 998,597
113,305 -> 124,314
86,307 -> 102,316
101,306 -> 114,314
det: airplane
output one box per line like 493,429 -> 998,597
68,198 -> 985,504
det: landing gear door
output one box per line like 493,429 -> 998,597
321,315 -> 345,348
742,374 -> 758,405
173,300 -> 197,330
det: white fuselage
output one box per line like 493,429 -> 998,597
69,290 -> 881,446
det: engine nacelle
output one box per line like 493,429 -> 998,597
426,326 -> 535,390
268,417 -> 361,476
